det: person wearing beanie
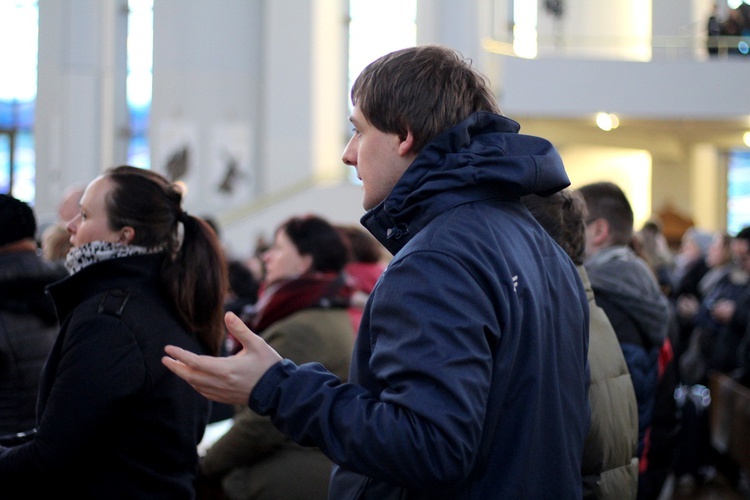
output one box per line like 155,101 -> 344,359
0,195 -> 67,442
0,194 -> 37,246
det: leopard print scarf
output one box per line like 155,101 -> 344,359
65,240 -> 164,275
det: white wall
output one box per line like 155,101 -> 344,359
219,180 -> 367,259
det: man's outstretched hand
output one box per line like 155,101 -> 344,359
162,311 -> 282,405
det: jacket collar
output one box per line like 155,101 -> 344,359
361,112 -> 570,255
46,253 -> 164,322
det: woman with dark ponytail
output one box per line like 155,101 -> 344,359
0,165 -> 228,498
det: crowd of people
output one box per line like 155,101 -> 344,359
707,1 -> 750,56
634,218 -> 750,495
0,175 -> 388,499
1,44 -> 749,499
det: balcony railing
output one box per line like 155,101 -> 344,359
482,34 -> 750,61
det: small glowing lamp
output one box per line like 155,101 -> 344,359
596,113 -> 619,132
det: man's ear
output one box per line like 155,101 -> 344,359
398,131 -> 415,157
119,226 -> 135,245
590,218 -> 610,246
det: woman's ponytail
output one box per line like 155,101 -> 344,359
105,166 -> 227,355
162,213 -> 227,356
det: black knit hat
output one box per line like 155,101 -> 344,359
0,194 -> 37,246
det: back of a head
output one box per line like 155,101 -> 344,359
227,259 -> 259,301
736,225 -> 750,243
57,185 -> 85,223
640,220 -> 662,237
280,215 -> 350,274
682,227 -> 714,257
351,44 -> 501,154
521,190 -> 587,265
733,226 -> 750,272
577,181 -> 634,246
706,231 -> 732,268
340,225 -> 382,264
0,194 -> 37,248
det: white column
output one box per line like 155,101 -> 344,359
35,0 -> 128,219
417,0 -> 494,70
150,0 -> 348,219
690,143 -> 727,231
260,0 -> 348,194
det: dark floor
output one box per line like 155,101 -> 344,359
660,472 -> 750,500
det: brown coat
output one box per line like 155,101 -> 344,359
200,308 -> 354,500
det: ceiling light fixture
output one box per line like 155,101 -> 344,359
596,112 -> 620,132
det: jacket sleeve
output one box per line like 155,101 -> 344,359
0,312 -> 145,481
249,250 -> 497,489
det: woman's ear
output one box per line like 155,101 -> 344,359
298,254 -> 314,275
119,226 -> 135,245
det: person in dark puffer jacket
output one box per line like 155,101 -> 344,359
0,195 -> 66,441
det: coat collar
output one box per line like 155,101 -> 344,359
361,112 -> 570,255
46,253 -> 164,322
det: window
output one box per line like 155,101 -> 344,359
0,0 -> 38,202
728,150 -> 750,235
348,0 -> 416,100
347,0 -> 416,184
126,0 -> 153,168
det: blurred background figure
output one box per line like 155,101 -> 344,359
224,259 -> 260,320
40,184 -> 84,263
576,181 -> 674,499
207,258 -> 261,424
339,224 -> 387,334
199,214 -> 354,500
670,227 -> 713,303
680,227 -> 750,385
674,231 -> 733,362
0,195 -> 67,443
672,227 -> 750,494
633,220 -> 674,297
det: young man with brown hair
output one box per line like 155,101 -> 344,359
164,45 -> 590,499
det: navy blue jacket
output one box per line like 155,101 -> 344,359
250,112 -> 590,499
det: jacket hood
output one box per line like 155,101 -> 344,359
585,246 -> 670,347
361,112 -> 570,254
